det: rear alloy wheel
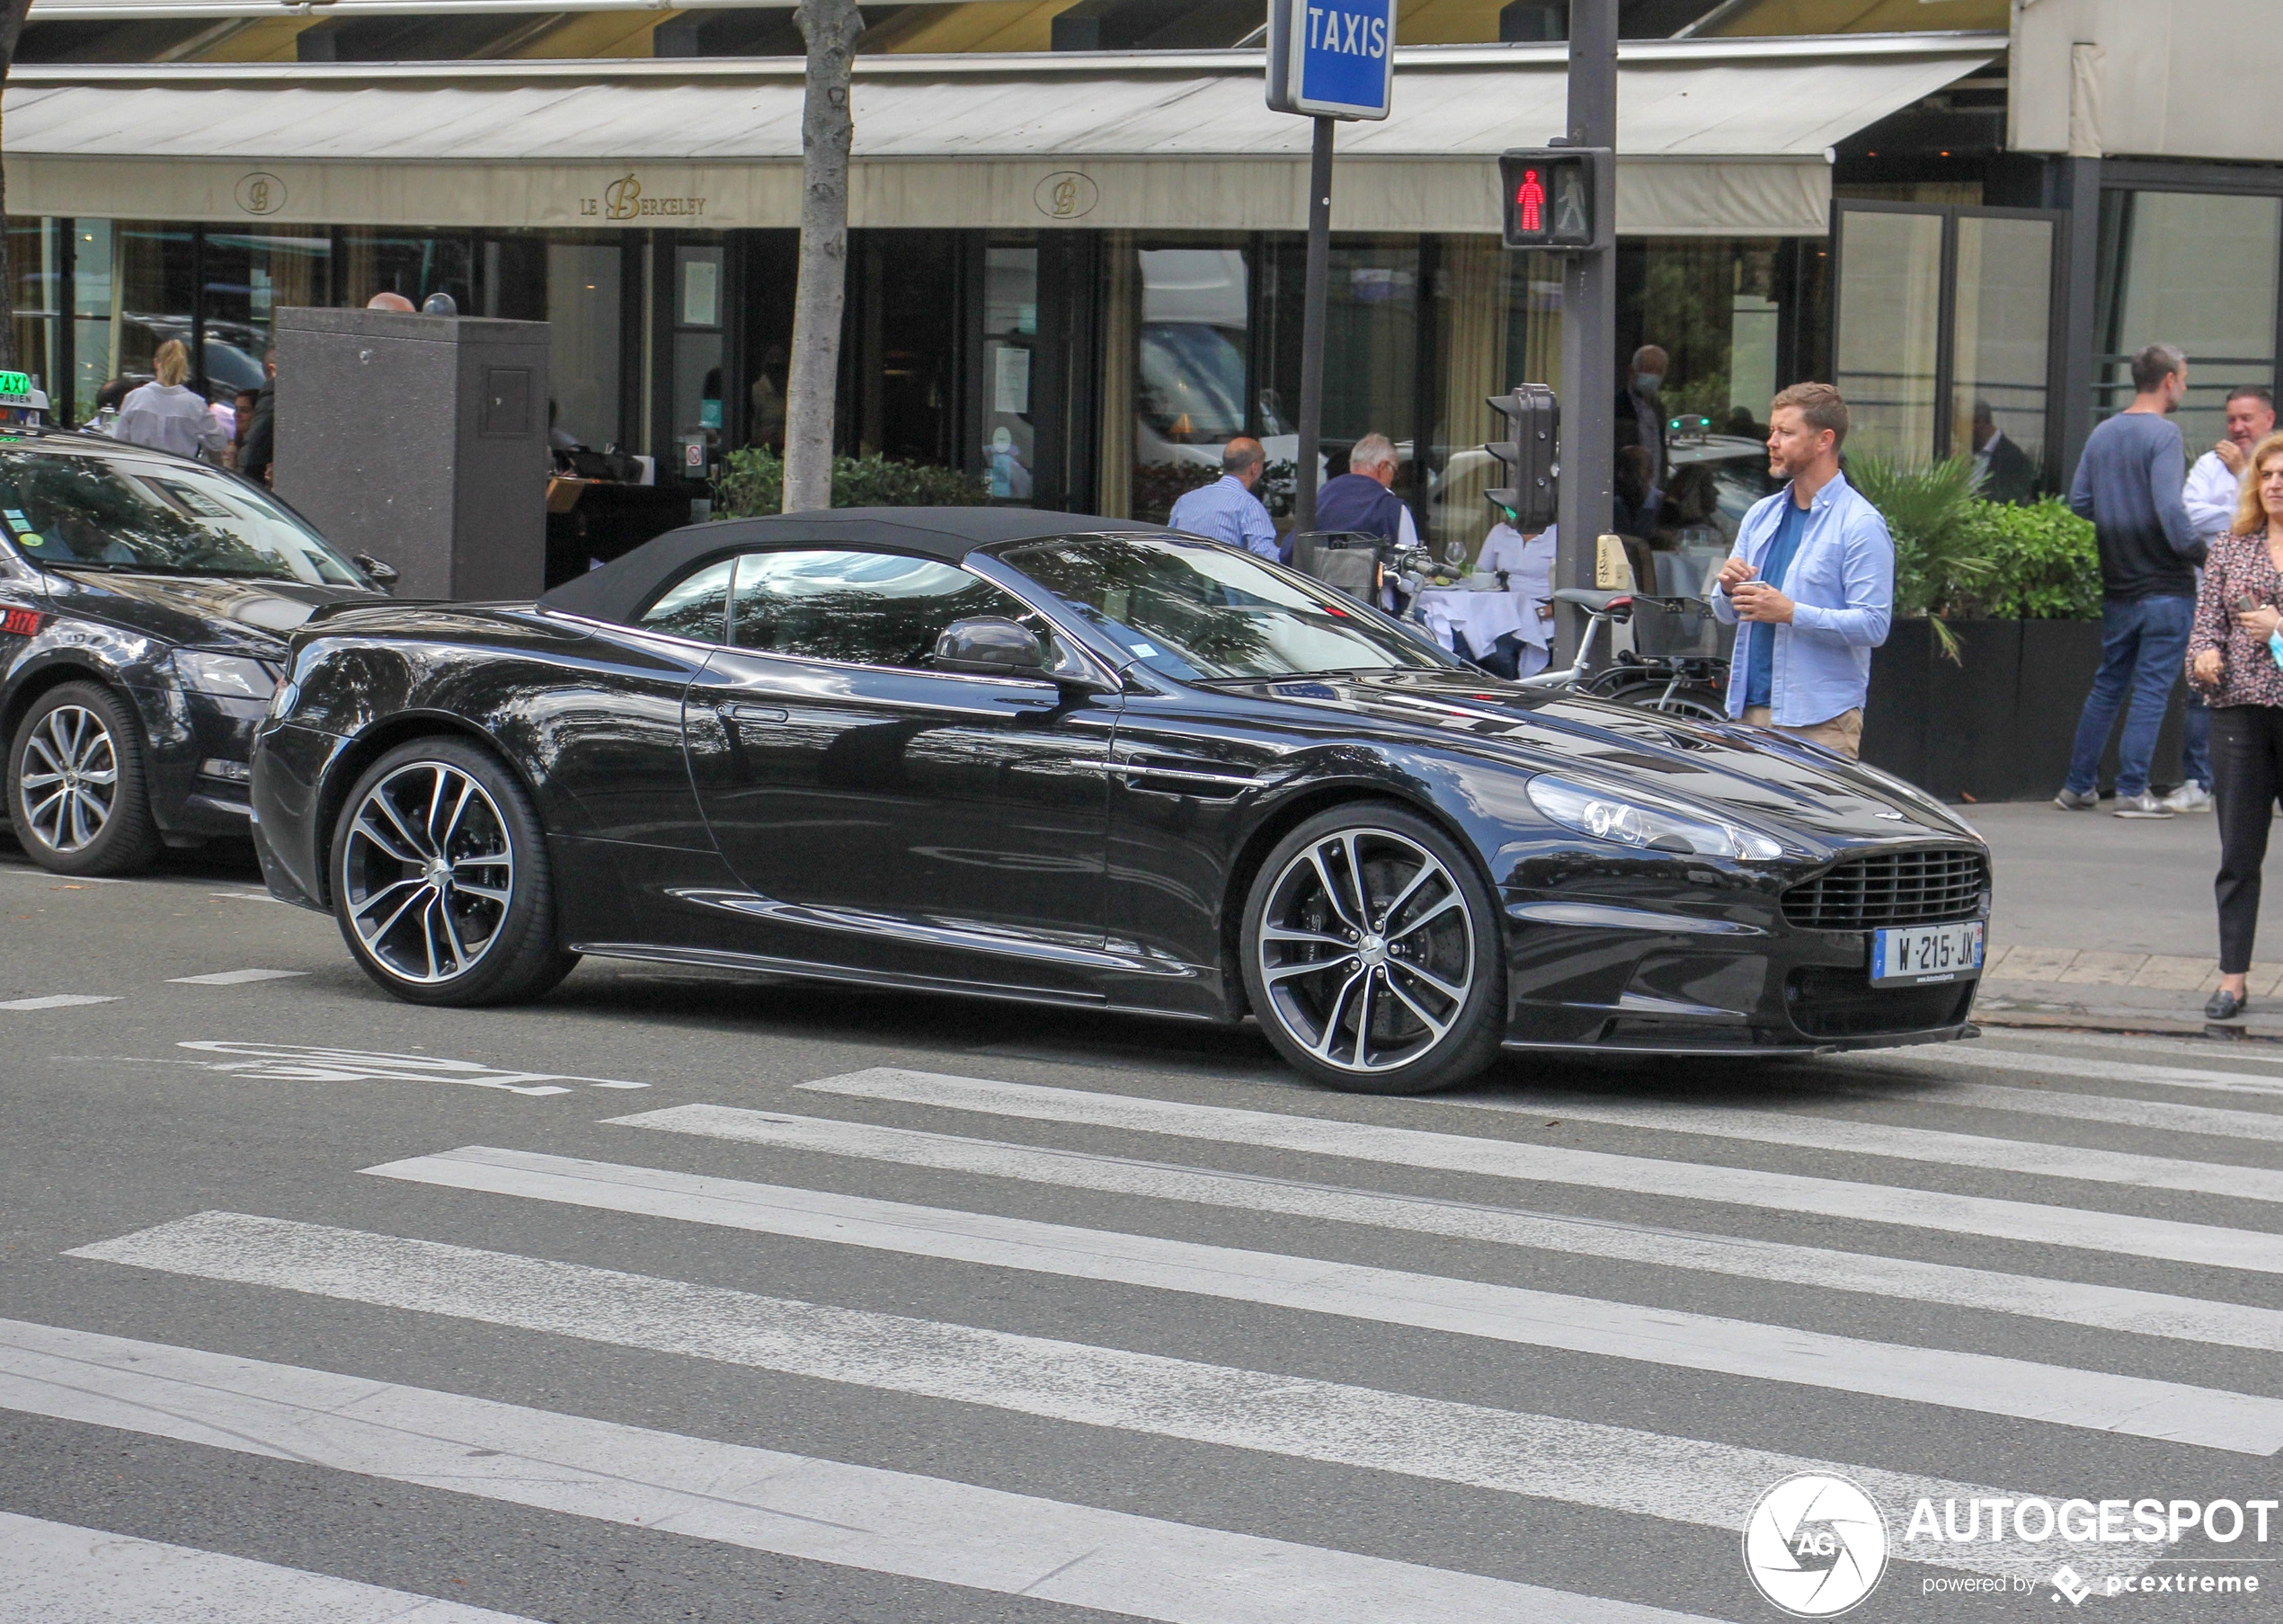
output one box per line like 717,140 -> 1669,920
1241,804 -> 1506,1095
8,681 -> 163,876
331,738 -> 578,1006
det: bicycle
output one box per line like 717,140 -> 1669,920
1515,587 -> 1729,723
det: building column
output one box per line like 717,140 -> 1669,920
2053,155 -> 2101,486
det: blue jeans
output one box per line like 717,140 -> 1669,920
2183,687 -> 2213,790
2065,594 -> 2196,798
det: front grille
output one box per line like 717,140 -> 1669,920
1786,967 -> 1976,1039
1781,847 -> 1987,931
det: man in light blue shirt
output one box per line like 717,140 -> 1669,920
1168,437 -> 1279,559
1710,382 -> 1894,760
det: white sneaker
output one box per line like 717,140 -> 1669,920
2163,782 -> 2214,812
2113,791 -> 2175,819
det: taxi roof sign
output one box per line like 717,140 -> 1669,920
0,372 -> 48,415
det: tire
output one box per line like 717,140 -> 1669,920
1240,803 -> 1506,1096
330,737 -> 579,1007
7,680 -> 164,876
1599,679 -> 1728,724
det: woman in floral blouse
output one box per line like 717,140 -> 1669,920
2187,430 -> 2283,1020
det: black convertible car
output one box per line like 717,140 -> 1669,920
0,428 -> 390,875
251,508 -> 1987,1095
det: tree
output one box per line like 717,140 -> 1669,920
781,0 -> 864,513
0,0 -> 37,373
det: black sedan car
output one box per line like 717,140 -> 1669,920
0,428 -> 389,875
251,508 -> 1987,1095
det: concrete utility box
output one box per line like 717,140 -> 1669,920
272,308 -> 549,601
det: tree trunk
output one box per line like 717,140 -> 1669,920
782,0 -> 863,513
0,0 -> 37,375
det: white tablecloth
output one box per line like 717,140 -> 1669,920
1415,587 -> 1529,658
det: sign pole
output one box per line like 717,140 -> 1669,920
1555,0 -> 1617,663
1295,114 -> 1335,531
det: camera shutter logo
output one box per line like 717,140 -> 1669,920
1742,1473 -> 1888,1618
235,173 -> 288,217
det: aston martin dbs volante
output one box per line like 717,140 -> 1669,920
250,508 -> 1987,1095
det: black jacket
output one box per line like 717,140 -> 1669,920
241,381 -> 275,481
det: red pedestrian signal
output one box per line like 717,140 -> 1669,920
1498,148 -> 1607,250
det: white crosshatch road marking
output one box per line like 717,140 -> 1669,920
0,1318 -> 1716,1624
1452,1092 -> 2283,1203
170,1042 -> 649,1095
1808,1076 -> 2283,1144
614,1102 -> 2283,1353
0,995 -> 119,1010
166,968 -> 309,986
798,1069 -> 2283,1274
0,1510 -> 540,1622
50,1224 -> 2151,1584
334,1153 -> 2283,1451
1864,1045 -> 2283,1100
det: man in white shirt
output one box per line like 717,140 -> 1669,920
2171,386 -> 2276,812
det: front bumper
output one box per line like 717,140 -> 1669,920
123,682 -> 269,839
1497,890 -> 1982,1056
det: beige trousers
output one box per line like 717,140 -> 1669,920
1744,705 -> 1863,760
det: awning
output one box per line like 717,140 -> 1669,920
3,32 -> 2000,235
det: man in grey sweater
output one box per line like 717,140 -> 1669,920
2056,342 -> 2206,818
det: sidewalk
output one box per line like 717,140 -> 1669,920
1968,798 -> 2283,1036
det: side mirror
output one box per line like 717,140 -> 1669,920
932,616 -> 1049,678
353,554 -> 400,590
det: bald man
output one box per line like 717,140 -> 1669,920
366,292 -> 417,313
1167,436 -> 1279,559
1615,343 -> 1670,487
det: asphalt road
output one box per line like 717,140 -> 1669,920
4,836 -> 2282,1623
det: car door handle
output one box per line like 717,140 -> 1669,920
717,702 -> 788,724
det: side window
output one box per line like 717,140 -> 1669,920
637,557 -> 733,643
729,548 -> 1045,670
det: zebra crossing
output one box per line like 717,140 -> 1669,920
8,1027 -> 2283,1620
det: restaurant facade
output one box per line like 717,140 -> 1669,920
4,0 -> 2279,562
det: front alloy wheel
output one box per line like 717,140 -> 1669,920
342,760 -> 516,984
1242,805 -> 1505,1094
331,738 -> 579,1006
8,681 -> 163,875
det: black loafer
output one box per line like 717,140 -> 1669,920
2207,989 -> 2250,1022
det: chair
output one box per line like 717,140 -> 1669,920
1287,530 -> 1387,604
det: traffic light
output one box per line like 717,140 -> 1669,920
1484,383 -> 1558,531
1498,148 -> 1608,251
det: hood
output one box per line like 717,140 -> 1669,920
39,569 -> 386,657
1228,670 -> 1979,850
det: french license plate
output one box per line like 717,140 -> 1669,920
1871,921 -> 1984,986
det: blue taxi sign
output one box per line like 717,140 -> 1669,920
1266,0 -> 1394,121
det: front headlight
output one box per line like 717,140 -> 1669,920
1527,776 -> 1786,862
176,650 -> 279,700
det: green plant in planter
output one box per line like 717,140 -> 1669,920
1965,497 -> 2101,620
712,446 -> 988,519
1847,451 -> 1994,658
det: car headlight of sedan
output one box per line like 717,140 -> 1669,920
175,650 -> 279,701
1527,776 -> 1785,862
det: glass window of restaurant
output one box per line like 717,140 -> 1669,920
71,220 -> 196,413
2096,187 -> 2282,452
201,229 -> 330,404
8,218 -> 63,408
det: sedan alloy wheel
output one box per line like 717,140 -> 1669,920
20,704 -> 118,855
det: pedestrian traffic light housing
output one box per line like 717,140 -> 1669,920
1499,148 -> 1610,251
1484,383 -> 1559,531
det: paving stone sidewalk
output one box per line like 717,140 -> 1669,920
1969,799 -> 2283,1036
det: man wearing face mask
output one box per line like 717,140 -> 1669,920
1614,344 -> 1670,493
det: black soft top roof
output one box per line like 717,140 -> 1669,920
537,506 -> 1178,626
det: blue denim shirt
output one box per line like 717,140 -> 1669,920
1168,475 -> 1280,559
1710,470 -> 1894,725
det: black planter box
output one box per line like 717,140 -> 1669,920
1861,617 -> 2186,803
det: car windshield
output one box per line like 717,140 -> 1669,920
0,446 -> 368,586
996,533 -> 1463,681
